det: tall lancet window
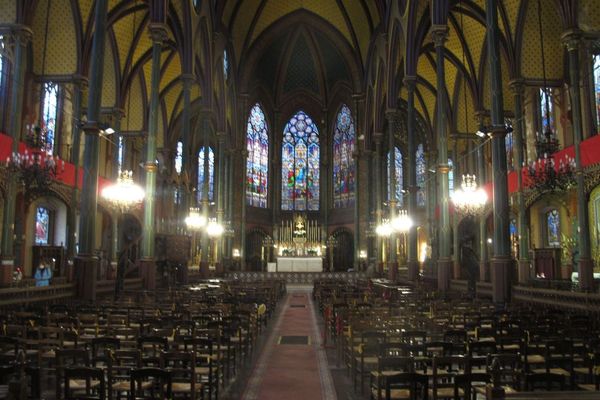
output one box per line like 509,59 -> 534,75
448,158 -> 454,196
539,88 -> 555,134
281,110 -> 320,211
246,103 -> 269,208
174,140 -> 183,204
197,146 -> 214,203
117,136 -> 125,173
41,82 -> 59,154
594,54 -> 600,133
333,104 -> 356,208
387,147 -> 403,206
416,144 -> 426,206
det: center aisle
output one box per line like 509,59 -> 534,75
242,288 -> 337,400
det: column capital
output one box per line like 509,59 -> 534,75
561,29 -> 582,51
509,79 -> 525,95
385,109 -> 399,121
148,23 -> 169,44
180,74 -> 195,85
489,125 -> 506,138
0,24 -> 32,44
373,132 -> 384,143
403,76 -> 417,92
430,25 -> 448,47
71,74 -> 89,89
111,107 -> 126,120
216,131 -> 226,141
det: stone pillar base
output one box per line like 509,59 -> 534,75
199,261 -> 209,279
138,259 -> 156,291
407,260 -> 420,281
479,261 -> 489,282
579,257 -> 595,292
388,262 -> 398,282
0,258 -> 14,287
517,259 -> 530,284
491,256 -> 513,305
74,255 -> 98,301
437,258 -> 452,292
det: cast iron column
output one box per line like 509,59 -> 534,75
405,76 -> 419,280
76,0 -> 109,300
477,135 -> 488,281
180,74 -> 193,216
563,31 -> 594,290
373,132 -> 384,271
486,0 -> 511,305
452,140 -> 460,279
200,117 -> 211,275
110,109 -> 124,267
67,76 -> 86,263
216,131 -> 225,271
431,25 -> 452,291
385,110 -> 398,280
353,96 -> 363,270
140,24 -> 167,290
427,150 -> 438,277
510,80 -> 531,283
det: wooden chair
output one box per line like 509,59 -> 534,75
383,372 -> 428,400
370,356 -> 414,400
129,367 -> 172,400
183,337 -> 218,400
429,355 -> 470,400
525,371 -> 565,391
108,349 -> 143,400
64,366 -> 106,400
161,350 -> 203,400
453,372 -> 490,400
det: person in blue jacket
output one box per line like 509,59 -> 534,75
34,260 -> 52,287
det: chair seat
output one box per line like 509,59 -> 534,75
524,355 -> 545,364
355,356 -> 378,365
531,367 -> 570,377
573,367 -> 590,375
172,382 -> 203,392
371,370 -> 405,378
371,387 -> 411,399
112,381 -> 152,391
579,384 -> 598,391
475,385 -> 519,395
430,387 -> 463,398
69,379 -> 101,390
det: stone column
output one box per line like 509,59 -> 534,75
75,0 -> 109,301
272,111 -> 281,258
373,132 -> 384,270
139,23 -> 168,290
510,80 -> 531,283
563,32 -> 594,290
110,109 -> 124,278
452,140 -> 460,279
199,117 -> 211,276
477,134 -> 489,282
404,77 -> 419,280
431,25 -> 452,292
352,96 -> 363,270
427,150 -> 438,278
239,95 -> 249,271
0,26 -> 31,284
385,110 -> 398,280
486,0 -> 512,305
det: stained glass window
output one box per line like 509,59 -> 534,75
223,50 -> 229,80
281,110 -> 319,211
546,209 -> 560,247
448,158 -> 454,196
510,218 -> 518,258
197,146 -> 214,202
594,55 -> 600,133
35,207 -> 50,245
175,141 -> 183,175
42,83 -> 59,154
333,104 -> 355,208
539,88 -> 554,134
246,103 -> 269,208
416,144 -> 426,207
505,119 -> 514,170
387,147 -> 403,206
117,136 -> 125,173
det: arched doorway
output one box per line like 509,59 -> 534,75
245,230 -> 267,271
332,229 -> 354,272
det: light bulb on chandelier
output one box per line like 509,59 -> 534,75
451,174 -> 488,215
100,170 -> 145,211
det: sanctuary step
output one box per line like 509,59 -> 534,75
225,271 -> 367,285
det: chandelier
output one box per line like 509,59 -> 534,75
451,174 -> 488,215
185,208 -> 224,237
525,153 -> 576,193
376,210 -> 414,236
4,127 -> 64,189
100,170 -> 145,211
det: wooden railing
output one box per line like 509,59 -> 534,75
0,283 -> 76,307
512,285 -> 600,312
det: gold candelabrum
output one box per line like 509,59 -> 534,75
276,214 -> 324,257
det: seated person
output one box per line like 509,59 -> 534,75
34,261 -> 52,287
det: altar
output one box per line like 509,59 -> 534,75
275,257 -> 322,272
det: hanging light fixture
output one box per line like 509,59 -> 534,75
185,207 -> 207,230
206,218 -> 224,237
376,219 -> 393,237
451,174 -> 488,215
391,209 -> 413,232
101,170 -> 145,211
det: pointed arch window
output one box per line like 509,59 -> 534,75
281,110 -> 319,211
175,140 -> 183,175
387,147 -> 403,206
246,103 -> 269,208
35,206 -> 51,245
197,146 -> 214,203
41,82 -> 59,154
416,144 -> 426,207
333,104 -> 355,208
539,88 -> 554,134
546,209 -> 560,247
223,50 -> 229,80
117,136 -> 125,173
